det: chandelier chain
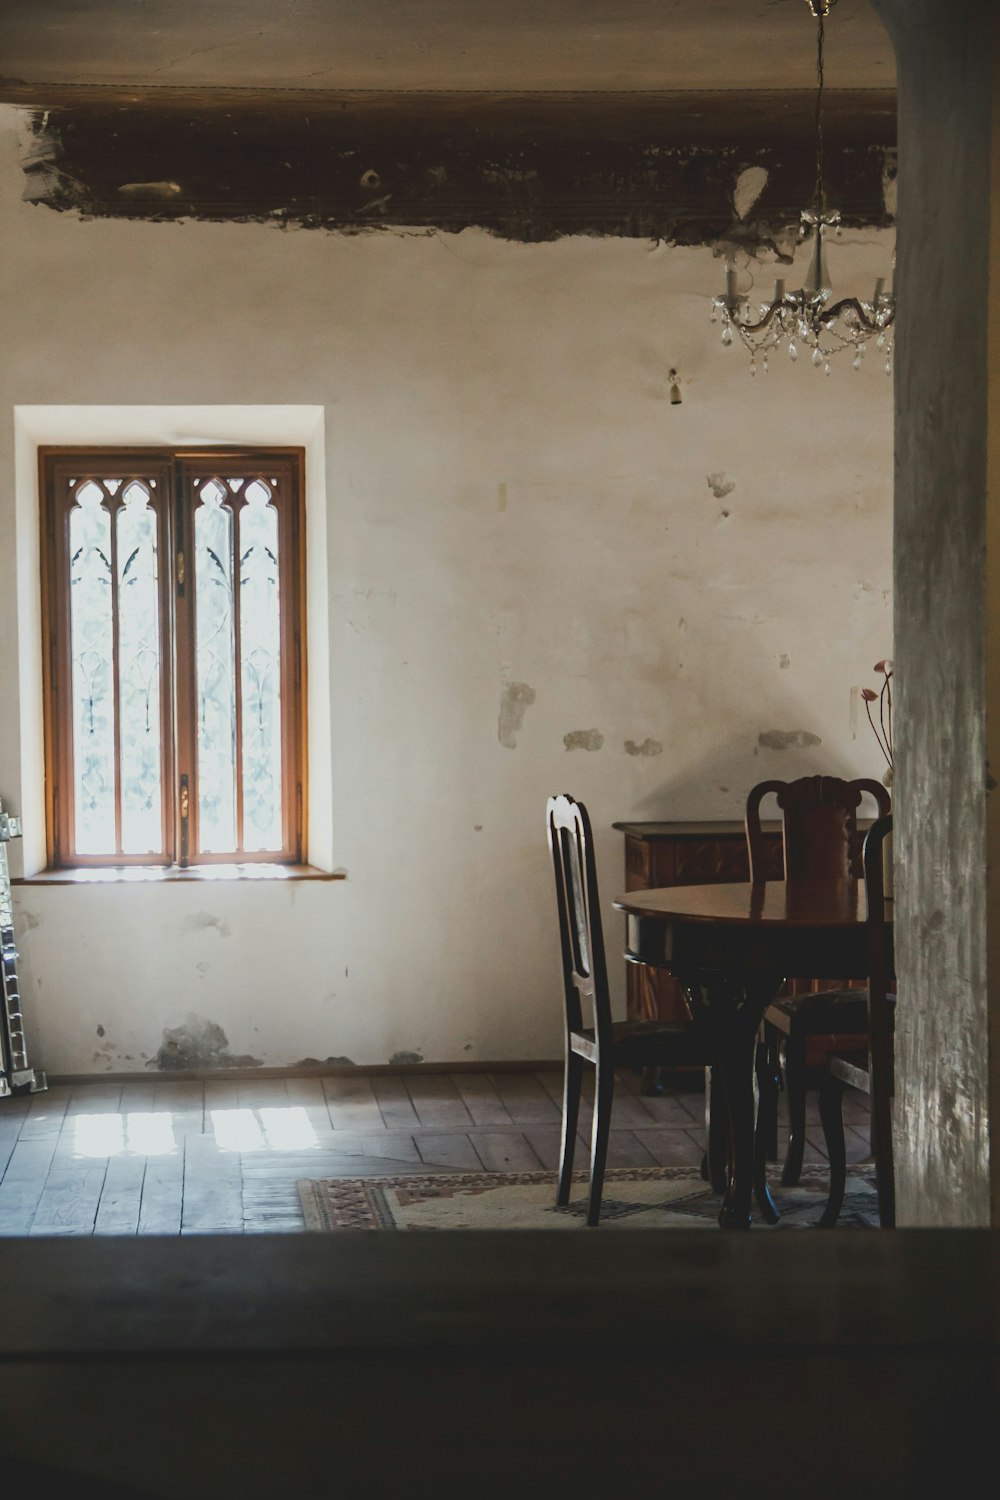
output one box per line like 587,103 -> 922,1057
710,0 -> 894,376
814,9 -> 826,216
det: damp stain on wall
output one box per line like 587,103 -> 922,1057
624,738 -> 663,757
390,1050 -> 424,1065
563,729 -> 604,751
498,681 -> 536,749
706,471 -> 736,500
150,1013 -> 262,1071
179,911 -> 231,938
758,729 -> 823,751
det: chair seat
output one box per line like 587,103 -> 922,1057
766,988 -> 896,1036
570,1020 -> 710,1067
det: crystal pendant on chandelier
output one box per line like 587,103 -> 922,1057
710,0 -> 896,374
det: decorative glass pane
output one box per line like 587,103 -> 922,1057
117,483 -> 163,854
195,480 -> 237,852
69,482 -> 115,853
239,480 -> 283,851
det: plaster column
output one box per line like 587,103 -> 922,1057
870,0 -> 999,1223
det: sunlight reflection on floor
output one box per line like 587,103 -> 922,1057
72,1106 -> 319,1158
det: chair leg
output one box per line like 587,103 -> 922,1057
818,1071 -> 849,1228
753,1040 -> 780,1224
781,1031 -> 808,1186
702,1065 -> 729,1192
640,1066 -> 666,1097
762,1023 -> 782,1163
587,1064 -> 615,1227
755,1031 -> 781,1173
557,1050 -> 584,1206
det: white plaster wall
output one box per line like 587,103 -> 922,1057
0,106 -> 893,1074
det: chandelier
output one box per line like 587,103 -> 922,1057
712,0 -> 896,376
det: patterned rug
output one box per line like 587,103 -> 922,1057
297,1164 -> 878,1231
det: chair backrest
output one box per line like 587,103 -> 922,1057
546,794 -> 612,1043
745,775 -> 891,882
862,812 -> 895,1226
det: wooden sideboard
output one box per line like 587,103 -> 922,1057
613,820 -> 783,1023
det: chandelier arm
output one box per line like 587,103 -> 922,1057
726,301 -> 785,336
823,296 -> 897,332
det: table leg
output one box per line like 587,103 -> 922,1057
681,970 -> 784,1230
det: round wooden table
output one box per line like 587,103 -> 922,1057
613,879 -> 886,1230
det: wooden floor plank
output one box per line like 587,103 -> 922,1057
627,1084 -> 707,1128
137,1152 -> 184,1236
0,1138 -> 61,1235
29,1160 -> 109,1236
466,1131 -> 544,1172
236,1077 -> 290,1110
414,1133 -> 482,1170
181,1134 -> 244,1234
93,1155 -> 146,1235
404,1074 -> 475,1131
603,1130 -> 658,1168
451,1073 -> 514,1127
17,1085 -> 71,1141
203,1079 -> 240,1114
152,1080 -> 204,1139
322,1075 -> 386,1133
283,1076 -> 334,1132
631,1126 -> 705,1169
119,1081 -> 157,1113
489,1073 -> 561,1126
66,1083 -> 123,1117
521,1127 -> 589,1172
370,1075 -> 422,1131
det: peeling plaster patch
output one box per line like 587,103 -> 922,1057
624,738 -> 663,758
390,1050 -> 424,1065
498,681 -> 536,749
758,729 -> 823,751
779,654 -> 791,669
96,1025 -> 106,1038
196,961 -> 210,975
882,156 -> 898,217
295,1055 -> 356,1067
20,910 -> 42,931
180,911 -> 231,938
733,165 -> 769,219
564,729 -> 604,752
706,472 -> 736,500
118,180 -> 182,197
149,1013 -> 261,1071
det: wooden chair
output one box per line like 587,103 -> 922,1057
818,813 -> 895,1227
546,794 -> 712,1226
745,774 -> 891,1185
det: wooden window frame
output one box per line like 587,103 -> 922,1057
40,447 -> 307,870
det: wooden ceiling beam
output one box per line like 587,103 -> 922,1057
11,88 -> 896,244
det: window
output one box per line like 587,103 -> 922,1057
40,448 -> 306,868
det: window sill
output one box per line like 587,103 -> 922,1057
12,863 -> 346,886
